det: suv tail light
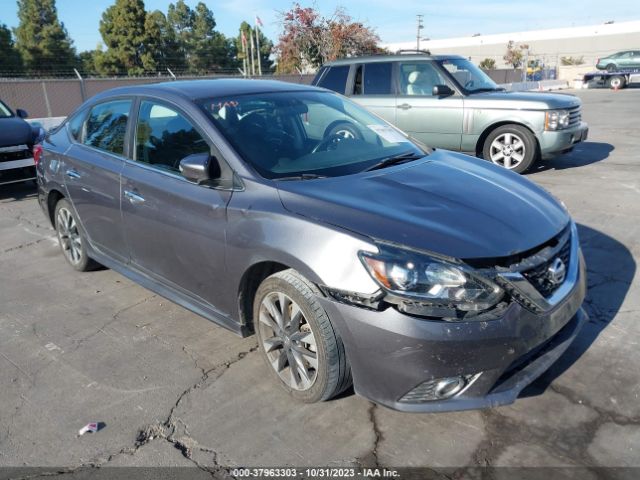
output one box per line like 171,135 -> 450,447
33,144 -> 43,166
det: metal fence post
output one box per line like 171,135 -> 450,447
74,68 -> 86,101
41,81 -> 52,117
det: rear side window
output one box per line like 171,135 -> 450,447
134,100 -> 209,172
84,100 -> 131,155
67,108 -> 87,142
317,66 -> 349,94
353,63 -> 393,95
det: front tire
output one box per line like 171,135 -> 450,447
608,75 -> 626,90
482,124 -> 538,174
54,199 -> 98,272
254,269 -> 351,403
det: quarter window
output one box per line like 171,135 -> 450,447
83,100 -> 131,155
135,101 -> 209,172
317,66 -> 350,94
68,108 -> 87,142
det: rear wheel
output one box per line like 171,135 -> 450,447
605,63 -> 617,73
608,75 -> 626,90
254,269 -> 351,403
54,199 -> 98,272
482,124 -> 538,174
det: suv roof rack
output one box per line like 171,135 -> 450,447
395,49 -> 431,55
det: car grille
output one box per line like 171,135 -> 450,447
0,144 -> 32,163
568,106 -> 581,127
521,235 -> 571,298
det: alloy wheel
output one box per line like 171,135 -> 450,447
489,132 -> 526,169
56,207 -> 83,265
258,292 -> 318,391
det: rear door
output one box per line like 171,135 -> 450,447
394,61 -> 463,150
348,62 -> 397,124
120,98 -> 232,311
62,99 -> 131,263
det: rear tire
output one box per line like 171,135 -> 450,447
253,269 -> 351,403
482,124 -> 538,174
605,63 -> 617,73
608,76 -> 626,90
54,199 -> 98,272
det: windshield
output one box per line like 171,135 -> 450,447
200,91 -> 426,179
0,101 -> 13,118
437,58 -> 500,93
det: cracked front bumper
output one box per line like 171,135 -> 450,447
318,255 -> 587,413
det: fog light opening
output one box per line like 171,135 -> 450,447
434,376 -> 466,399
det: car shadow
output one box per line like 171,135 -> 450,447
521,223 -> 635,398
529,141 -> 614,173
0,181 -> 37,201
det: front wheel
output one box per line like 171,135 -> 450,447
482,124 -> 538,174
608,75 -> 626,90
54,198 -> 98,271
254,269 -> 351,403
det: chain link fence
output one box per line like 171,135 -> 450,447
0,74 -> 315,119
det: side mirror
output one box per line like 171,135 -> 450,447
432,85 -> 454,97
179,152 -> 219,184
16,109 -> 29,119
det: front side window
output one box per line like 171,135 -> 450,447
134,101 -> 209,172
84,100 -> 131,155
353,62 -> 393,95
316,66 -> 350,94
437,58 -> 501,93
399,62 -> 448,96
200,91 -> 426,179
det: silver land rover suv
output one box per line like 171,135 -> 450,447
313,53 -> 589,173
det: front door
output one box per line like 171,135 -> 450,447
120,99 -> 232,311
394,61 -> 464,151
63,99 -> 131,262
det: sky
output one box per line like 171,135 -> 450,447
1,0 -> 638,52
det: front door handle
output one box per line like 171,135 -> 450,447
397,103 -> 412,110
66,169 -> 81,179
124,190 -> 145,205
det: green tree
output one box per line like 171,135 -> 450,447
144,9 -> 185,72
97,0 -> 149,75
191,2 -> 235,72
167,0 -> 194,68
0,23 -> 23,75
479,58 -> 496,70
77,50 -> 97,75
14,0 -> 76,75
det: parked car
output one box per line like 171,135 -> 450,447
0,99 -> 43,186
37,80 -> 587,412
312,53 -> 589,173
596,50 -> 640,72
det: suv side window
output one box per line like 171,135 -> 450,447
317,66 -> 350,94
83,100 -> 132,155
399,62 -> 448,96
353,62 -> 393,95
134,100 -> 209,172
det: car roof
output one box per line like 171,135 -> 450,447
323,54 -> 466,66
91,79 -> 320,103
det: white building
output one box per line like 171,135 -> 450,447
385,20 -> 640,68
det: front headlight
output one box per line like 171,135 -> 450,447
359,244 -> 503,317
545,109 -> 570,130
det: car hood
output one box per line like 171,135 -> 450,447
276,151 -> 569,260
0,117 -> 33,148
465,90 -> 581,110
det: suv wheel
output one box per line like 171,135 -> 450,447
483,124 -> 537,174
254,269 -> 352,402
54,199 -> 98,271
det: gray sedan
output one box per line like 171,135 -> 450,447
37,80 -> 587,412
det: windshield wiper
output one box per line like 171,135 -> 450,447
469,87 -> 505,94
363,151 -> 425,172
276,173 -> 328,181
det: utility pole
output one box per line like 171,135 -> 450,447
416,15 -> 424,52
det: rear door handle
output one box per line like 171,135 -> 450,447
66,169 -> 81,179
124,190 -> 145,205
397,103 -> 412,110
